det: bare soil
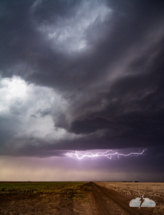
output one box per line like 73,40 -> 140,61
0,182 -> 163,215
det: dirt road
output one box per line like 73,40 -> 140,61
91,182 -> 152,215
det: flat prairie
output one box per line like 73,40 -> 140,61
0,182 -> 163,215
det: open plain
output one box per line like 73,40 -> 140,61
0,182 -> 163,215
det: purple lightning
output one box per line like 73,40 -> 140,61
66,149 -> 147,160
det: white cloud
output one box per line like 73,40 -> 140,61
0,76 -> 83,146
0,76 -> 28,114
129,197 -> 156,208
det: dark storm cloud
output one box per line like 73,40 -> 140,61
1,0 -> 164,156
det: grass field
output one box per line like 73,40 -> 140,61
0,182 -> 86,194
96,182 -> 164,197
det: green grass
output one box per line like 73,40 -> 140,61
0,182 -> 86,194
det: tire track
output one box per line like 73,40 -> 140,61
92,184 -> 111,215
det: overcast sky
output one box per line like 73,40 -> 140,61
0,0 -> 164,181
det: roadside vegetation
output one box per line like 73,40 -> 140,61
0,182 -> 86,195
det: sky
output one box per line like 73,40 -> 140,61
0,0 -> 164,181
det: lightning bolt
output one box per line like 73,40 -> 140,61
139,194 -> 145,209
66,149 -> 147,160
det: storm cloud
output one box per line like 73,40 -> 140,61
1,0 -> 164,159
